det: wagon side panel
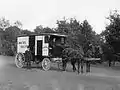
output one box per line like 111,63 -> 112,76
17,36 -> 29,54
42,36 -> 49,56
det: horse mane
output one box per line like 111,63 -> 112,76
62,47 -> 84,59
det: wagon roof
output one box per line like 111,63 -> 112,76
17,33 -> 67,37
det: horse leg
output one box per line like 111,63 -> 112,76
62,60 -> 66,71
113,59 -> 115,66
63,58 -> 68,71
81,59 -> 84,73
108,55 -> 113,67
71,60 -> 76,72
77,60 -> 80,74
86,61 -> 90,73
108,60 -> 111,67
65,60 -> 67,70
71,61 -> 74,72
113,56 -> 117,66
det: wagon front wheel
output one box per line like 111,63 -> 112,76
15,53 -> 25,68
42,58 -> 51,71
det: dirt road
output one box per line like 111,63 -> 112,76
0,55 -> 120,90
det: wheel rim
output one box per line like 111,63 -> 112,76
42,58 -> 51,71
15,53 -> 24,68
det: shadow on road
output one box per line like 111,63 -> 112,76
0,55 -> 75,73
91,62 -> 120,73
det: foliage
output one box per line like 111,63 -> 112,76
5,26 -> 21,43
0,16 -> 99,56
0,19 -> 22,56
34,25 -> 55,34
81,20 -> 93,41
43,27 -> 56,33
56,18 -> 98,55
34,25 -> 44,34
14,20 -> 23,29
0,17 -> 10,30
21,29 -> 33,35
99,10 -> 120,66
2,26 -> 21,56
62,47 -> 83,61
101,10 -> 120,53
56,18 -> 82,48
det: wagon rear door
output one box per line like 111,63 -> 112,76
37,40 -> 42,56
35,36 -> 43,56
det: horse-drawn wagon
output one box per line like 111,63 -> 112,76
15,33 -> 67,71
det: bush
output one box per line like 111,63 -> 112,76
5,49 -> 15,56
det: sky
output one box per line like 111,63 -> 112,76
0,0 -> 120,34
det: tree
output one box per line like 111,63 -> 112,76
100,10 -> 120,66
34,25 -> 44,34
56,17 -> 96,55
0,28 -> 5,54
5,26 -> 21,43
102,10 -> 120,53
81,20 -> 95,42
14,20 -> 22,29
0,17 -> 10,30
56,18 -> 82,48
34,25 -> 56,34
3,26 -> 21,55
21,29 -> 33,35
43,27 -> 55,33
56,19 -> 69,34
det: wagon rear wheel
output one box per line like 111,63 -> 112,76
42,58 -> 51,71
15,53 -> 25,68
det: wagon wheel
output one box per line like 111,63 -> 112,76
42,58 -> 51,71
15,53 -> 25,68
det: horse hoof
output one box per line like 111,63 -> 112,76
73,70 -> 75,72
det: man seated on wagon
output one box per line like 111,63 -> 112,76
49,37 -> 64,57
53,37 -> 64,57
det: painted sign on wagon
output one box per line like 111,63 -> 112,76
17,36 -> 29,53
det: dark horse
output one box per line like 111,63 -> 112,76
101,44 -> 115,67
62,48 -> 84,74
